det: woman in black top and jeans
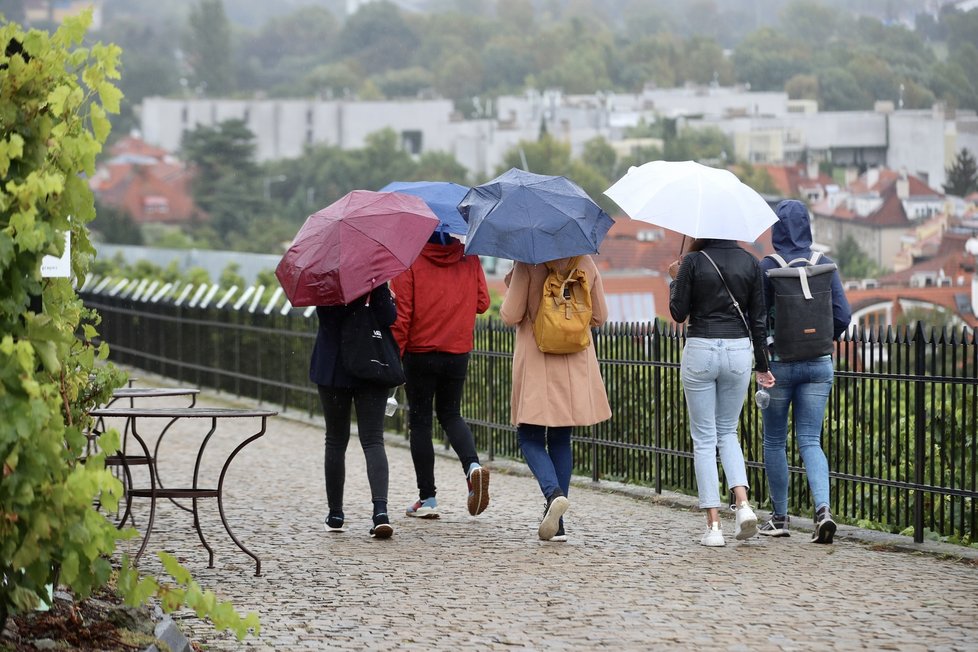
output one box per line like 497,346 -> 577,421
309,284 -> 397,538
669,239 -> 775,547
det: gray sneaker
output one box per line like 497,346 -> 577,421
812,506 -> 836,544
758,514 -> 790,537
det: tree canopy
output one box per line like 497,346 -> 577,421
943,148 -> 978,197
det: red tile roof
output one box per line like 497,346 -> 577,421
90,137 -> 198,224
813,168 -> 942,227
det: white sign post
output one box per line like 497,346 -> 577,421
40,231 -> 71,278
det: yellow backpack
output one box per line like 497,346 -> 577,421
533,257 -> 593,354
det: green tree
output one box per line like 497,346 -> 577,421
818,67 -> 872,111
412,151 -> 469,185
664,126 -> 731,163
833,234 -> 885,280
184,0 -> 234,95
785,73 -> 819,100
497,132 -> 574,177
943,148 -> 978,197
298,62 -> 360,98
235,6 -> 337,94
335,0 -> 419,76
680,36 -> 733,85
779,0 -> 839,48
374,66 -> 435,99
90,202 -> 144,245
180,119 -> 264,247
581,137 -> 617,182
732,27 -> 811,91
737,163 -> 780,197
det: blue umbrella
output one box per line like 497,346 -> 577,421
379,181 -> 470,235
459,168 -> 614,264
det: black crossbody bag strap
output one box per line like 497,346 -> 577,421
699,251 -> 751,339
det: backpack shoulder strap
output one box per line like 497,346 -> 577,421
809,251 -> 823,265
767,253 -> 789,268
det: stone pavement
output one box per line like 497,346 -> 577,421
108,382 -> 978,651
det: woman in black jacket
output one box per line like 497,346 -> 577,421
309,284 -> 396,538
669,239 -> 775,547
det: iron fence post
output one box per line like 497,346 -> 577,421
488,317 -> 495,462
653,319 -> 662,495
913,322 -> 926,543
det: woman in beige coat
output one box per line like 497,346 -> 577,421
500,254 -> 612,541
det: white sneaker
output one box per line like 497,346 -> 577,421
700,522 -> 725,547
735,501 -> 759,540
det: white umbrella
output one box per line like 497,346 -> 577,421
604,160 -> 777,242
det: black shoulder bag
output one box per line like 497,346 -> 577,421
339,295 -> 406,388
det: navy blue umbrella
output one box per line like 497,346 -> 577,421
459,168 -> 614,264
379,181 -> 470,235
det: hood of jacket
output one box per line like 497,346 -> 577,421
772,199 -> 813,258
419,238 -> 465,266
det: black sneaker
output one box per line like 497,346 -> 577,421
324,511 -> 345,533
758,514 -> 790,537
538,491 -> 569,541
812,506 -> 836,544
370,512 -> 394,539
551,518 -> 567,543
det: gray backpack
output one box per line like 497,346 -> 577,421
765,252 -> 838,361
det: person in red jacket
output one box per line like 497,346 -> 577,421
391,231 -> 491,519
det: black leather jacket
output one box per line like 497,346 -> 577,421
669,240 -> 769,372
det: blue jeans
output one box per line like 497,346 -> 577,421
681,338 -> 753,509
761,356 -> 834,515
518,424 -> 572,499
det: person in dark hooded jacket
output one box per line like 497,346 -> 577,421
391,232 -> 491,520
757,199 -> 852,544
310,284 -> 397,539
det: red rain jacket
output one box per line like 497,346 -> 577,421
391,239 -> 490,355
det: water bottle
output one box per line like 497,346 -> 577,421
385,395 -> 398,417
754,388 -> 770,410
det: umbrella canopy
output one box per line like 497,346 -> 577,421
604,160 -> 777,242
275,190 -> 438,307
459,168 -> 614,264
378,181 -> 470,235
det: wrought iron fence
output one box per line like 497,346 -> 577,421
81,280 -> 977,544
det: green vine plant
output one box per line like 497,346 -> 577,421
0,11 -> 257,640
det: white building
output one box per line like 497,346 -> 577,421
139,88 -> 978,191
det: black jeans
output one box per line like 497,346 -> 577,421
403,351 -> 480,500
317,385 -> 389,512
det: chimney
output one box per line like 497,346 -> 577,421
866,167 -> 880,189
896,171 -> 909,200
807,160 -> 819,180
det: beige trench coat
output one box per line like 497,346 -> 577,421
499,255 -> 612,427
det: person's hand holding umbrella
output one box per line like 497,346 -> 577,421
668,258 -> 682,280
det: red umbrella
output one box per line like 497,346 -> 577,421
276,190 -> 439,306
